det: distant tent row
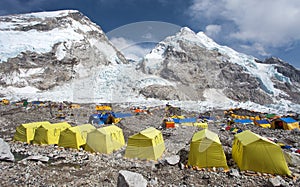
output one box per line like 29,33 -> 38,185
232,117 -> 299,130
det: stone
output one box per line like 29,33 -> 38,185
149,177 -> 158,186
117,170 -> 147,187
229,169 -> 240,178
23,155 -> 49,163
284,152 -> 300,167
0,138 -> 15,162
269,176 -> 282,187
165,155 -> 180,166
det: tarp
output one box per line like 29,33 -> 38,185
113,112 -> 133,118
85,125 -> 125,154
271,117 -> 299,130
232,130 -> 291,175
266,113 -> 276,119
254,120 -> 271,128
233,119 -> 253,124
187,129 -> 228,169
125,127 -> 165,160
14,121 -> 51,143
58,124 -> 96,149
33,122 -> 71,145
173,118 -> 197,124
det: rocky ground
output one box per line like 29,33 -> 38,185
0,103 -> 300,186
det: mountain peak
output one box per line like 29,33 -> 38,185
179,27 -> 196,34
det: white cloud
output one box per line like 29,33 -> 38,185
142,33 -> 153,40
240,43 -> 270,57
189,0 -> 300,48
205,25 -> 221,37
110,37 -> 152,61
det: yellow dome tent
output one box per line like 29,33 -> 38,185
232,130 -> 291,175
58,124 -> 96,149
125,127 -> 165,160
33,122 -> 71,145
14,121 -> 51,143
187,129 -> 228,169
85,125 -> 125,154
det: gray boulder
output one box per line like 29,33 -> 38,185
165,155 -> 180,166
0,138 -> 15,162
117,170 -> 147,187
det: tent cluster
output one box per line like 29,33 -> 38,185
88,112 -> 132,125
13,121 -> 293,175
188,129 -> 291,175
162,115 -> 209,129
13,123 -> 166,161
225,108 -> 300,130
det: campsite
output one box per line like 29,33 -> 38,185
0,102 -> 300,186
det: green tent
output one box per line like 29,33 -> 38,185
232,130 -> 291,175
14,121 -> 51,143
33,122 -> 71,145
125,127 -> 165,160
85,125 -> 125,154
58,124 -> 96,150
187,129 -> 228,169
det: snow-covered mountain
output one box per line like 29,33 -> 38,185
0,10 -> 299,113
0,10 -> 128,97
140,27 -> 300,106
0,10 -> 171,103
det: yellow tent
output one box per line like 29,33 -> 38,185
85,125 -> 125,154
95,105 -> 112,111
271,118 -> 299,130
187,129 -> 228,169
193,122 -> 208,128
58,124 -> 96,149
14,121 -> 51,143
125,127 -> 165,160
232,130 -> 291,175
32,122 -> 71,145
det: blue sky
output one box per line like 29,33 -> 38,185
0,0 -> 299,68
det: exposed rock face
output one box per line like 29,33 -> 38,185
0,10 -> 127,91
